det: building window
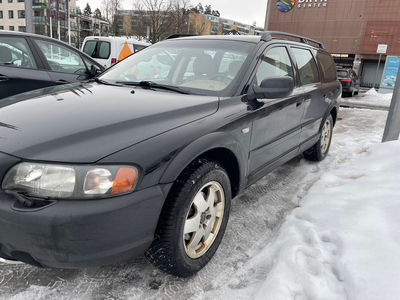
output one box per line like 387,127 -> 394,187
18,10 -> 25,18
8,0 -> 12,3
18,0 -> 25,2
18,26 -> 26,32
0,11 -> 3,19
9,11 -> 13,19
0,26 -> 3,30
9,26 -> 14,31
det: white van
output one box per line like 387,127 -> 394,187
81,36 -> 150,68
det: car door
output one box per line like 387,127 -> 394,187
0,35 -> 53,99
247,46 -> 305,183
290,47 -> 325,145
31,38 -> 96,86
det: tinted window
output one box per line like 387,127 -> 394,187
83,41 -> 110,59
316,50 -> 337,82
0,37 -> 37,69
35,39 -> 88,74
98,42 -> 110,58
134,45 -> 146,52
256,47 -> 293,85
292,48 -> 319,85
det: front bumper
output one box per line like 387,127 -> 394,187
0,178 -> 171,269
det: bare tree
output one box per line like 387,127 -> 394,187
141,0 -> 173,43
170,0 -> 191,34
101,0 -> 122,34
131,1 -> 150,39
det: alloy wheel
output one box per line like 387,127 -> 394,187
183,181 -> 225,259
321,119 -> 331,154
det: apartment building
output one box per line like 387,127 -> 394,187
0,0 -> 109,47
190,14 -> 264,36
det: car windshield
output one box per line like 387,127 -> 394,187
99,39 -> 255,95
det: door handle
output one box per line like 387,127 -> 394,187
296,99 -> 304,108
55,79 -> 69,84
0,75 -> 9,82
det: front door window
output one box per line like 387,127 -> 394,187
34,39 -> 88,75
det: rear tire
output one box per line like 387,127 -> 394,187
146,159 -> 231,277
303,114 -> 333,161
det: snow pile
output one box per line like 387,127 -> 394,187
365,88 -> 393,100
343,88 -> 392,108
248,140 -> 400,300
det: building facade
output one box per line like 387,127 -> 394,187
115,9 -> 264,40
190,14 -> 264,36
0,0 -> 109,48
265,0 -> 400,87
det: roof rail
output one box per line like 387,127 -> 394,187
165,34 -> 198,40
260,31 -> 325,49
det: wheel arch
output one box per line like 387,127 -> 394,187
159,132 -> 246,199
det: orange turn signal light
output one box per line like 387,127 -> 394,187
111,167 -> 137,195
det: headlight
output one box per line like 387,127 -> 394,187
2,163 -> 139,199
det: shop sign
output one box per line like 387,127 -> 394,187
377,44 -> 387,54
298,0 -> 328,9
276,0 -> 327,12
380,56 -> 400,89
332,54 -> 349,58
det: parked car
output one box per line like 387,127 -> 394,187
0,31 -> 104,99
0,32 -> 341,277
81,36 -> 150,68
337,68 -> 360,97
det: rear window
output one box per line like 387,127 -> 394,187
316,51 -> 337,82
337,70 -> 348,78
83,41 -> 110,59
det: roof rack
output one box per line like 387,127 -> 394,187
260,31 -> 325,49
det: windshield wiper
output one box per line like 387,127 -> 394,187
115,80 -> 191,94
92,77 -> 122,87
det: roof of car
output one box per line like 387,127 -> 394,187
163,34 -> 262,43
0,30 -> 75,46
82,36 -> 151,46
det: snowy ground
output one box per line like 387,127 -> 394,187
342,88 -> 392,109
0,104 -> 392,300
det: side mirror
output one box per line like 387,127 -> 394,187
90,65 -> 101,76
246,76 -> 294,101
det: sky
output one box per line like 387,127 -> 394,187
80,0 -> 268,28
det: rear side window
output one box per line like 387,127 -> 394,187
0,36 -> 37,69
83,41 -> 110,59
292,48 -> 319,85
316,50 -> 337,82
134,45 -> 147,52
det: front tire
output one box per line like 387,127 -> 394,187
146,159 -> 231,277
303,114 -> 333,161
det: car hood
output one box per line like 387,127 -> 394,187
0,82 -> 218,163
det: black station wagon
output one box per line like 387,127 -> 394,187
0,31 -> 104,99
0,32 -> 341,277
